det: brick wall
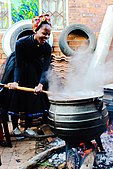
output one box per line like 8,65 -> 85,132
0,33 -> 7,64
1,0 -> 113,62
52,0 -> 113,57
68,0 -> 112,35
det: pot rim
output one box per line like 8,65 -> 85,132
49,92 -> 104,103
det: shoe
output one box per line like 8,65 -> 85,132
13,127 -> 24,140
13,127 -> 21,135
24,128 -> 37,136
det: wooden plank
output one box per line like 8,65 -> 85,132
40,124 -> 55,142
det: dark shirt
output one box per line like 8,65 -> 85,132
0,35 -> 52,113
14,34 -> 52,86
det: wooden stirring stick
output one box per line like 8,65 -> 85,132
2,84 -> 52,95
0,83 -> 69,97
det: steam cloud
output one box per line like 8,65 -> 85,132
47,52 -> 113,99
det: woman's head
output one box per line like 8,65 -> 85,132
32,14 -> 52,45
32,14 -> 52,32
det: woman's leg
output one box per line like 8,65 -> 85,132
11,112 -> 19,130
24,113 -> 37,136
24,113 -> 33,130
11,112 -> 24,140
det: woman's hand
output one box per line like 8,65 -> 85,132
7,82 -> 19,89
34,83 -> 43,94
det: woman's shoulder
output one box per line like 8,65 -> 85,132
43,42 -> 52,54
44,42 -> 51,50
16,35 -> 33,45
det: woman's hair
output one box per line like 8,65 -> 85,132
32,14 -> 52,33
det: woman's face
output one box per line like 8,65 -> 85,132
34,24 -> 52,45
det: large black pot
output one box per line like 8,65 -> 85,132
48,94 -> 109,145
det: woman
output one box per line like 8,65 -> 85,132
2,14 -> 52,136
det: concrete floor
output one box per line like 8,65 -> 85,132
0,140 -> 36,169
0,122 -> 36,169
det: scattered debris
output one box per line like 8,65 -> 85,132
19,138 -> 65,169
19,123 -> 113,169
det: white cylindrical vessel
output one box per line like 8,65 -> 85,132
90,5 -> 113,69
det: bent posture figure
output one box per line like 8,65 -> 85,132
1,14 -> 52,137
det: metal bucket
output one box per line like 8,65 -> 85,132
103,84 -> 113,120
48,94 -> 109,145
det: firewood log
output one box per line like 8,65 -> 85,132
80,150 -> 96,169
19,142 -> 65,169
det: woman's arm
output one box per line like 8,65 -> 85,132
39,44 -> 52,85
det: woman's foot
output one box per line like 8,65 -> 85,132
13,127 -> 24,140
0,140 -> 7,147
13,127 -> 21,135
24,128 -> 37,136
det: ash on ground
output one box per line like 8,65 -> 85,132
94,130 -> 113,169
36,125 -> 113,168
47,131 -> 113,169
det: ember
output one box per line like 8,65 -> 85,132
39,129 -> 113,168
